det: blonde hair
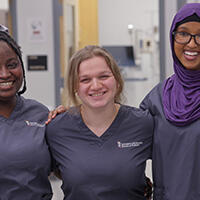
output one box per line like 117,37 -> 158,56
66,45 -> 124,106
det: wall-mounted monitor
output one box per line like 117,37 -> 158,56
103,45 -> 135,67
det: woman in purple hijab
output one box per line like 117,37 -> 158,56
140,3 -> 200,200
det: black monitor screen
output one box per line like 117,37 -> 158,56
103,46 -> 135,67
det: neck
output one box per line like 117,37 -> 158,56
0,96 -> 17,118
80,103 -> 120,137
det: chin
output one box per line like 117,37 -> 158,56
91,104 -> 105,109
181,61 -> 200,70
184,66 -> 200,71
89,103 -> 107,109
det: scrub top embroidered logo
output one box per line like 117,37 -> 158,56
117,141 -> 143,148
25,120 -> 45,127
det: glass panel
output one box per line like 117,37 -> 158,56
66,4 -> 75,60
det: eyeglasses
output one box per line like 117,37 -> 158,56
173,31 -> 200,45
0,24 -> 9,33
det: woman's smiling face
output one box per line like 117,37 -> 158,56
77,56 -> 118,110
0,41 -> 23,102
174,21 -> 200,70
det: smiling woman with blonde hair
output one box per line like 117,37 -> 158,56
46,45 -> 153,200
66,45 -> 124,107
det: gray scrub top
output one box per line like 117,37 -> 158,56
140,82 -> 200,200
0,95 -> 52,200
46,105 -> 153,200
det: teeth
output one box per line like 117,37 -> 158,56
91,92 -> 104,97
0,82 -> 13,86
184,51 -> 198,56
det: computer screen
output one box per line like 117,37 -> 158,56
103,46 -> 135,67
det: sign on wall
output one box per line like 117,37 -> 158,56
27,55 -> 47,71
27,18 -> 46,42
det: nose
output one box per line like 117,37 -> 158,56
0,66 -> 11,78
91,78 -> 102,89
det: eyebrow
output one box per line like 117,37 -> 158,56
7,57 -> 19,62
177,26 -> 200,32
79,71 -> 113,77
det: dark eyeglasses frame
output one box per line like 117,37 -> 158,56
173,31 -> 200,45
0,25 -> 9,33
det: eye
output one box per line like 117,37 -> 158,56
100,75 -> 109,79
80,78 -> 90,83
177,32 -> 190,37
196,34 -> 200,39
7,62 -> 19,69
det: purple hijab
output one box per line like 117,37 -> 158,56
163,3 -> 200,126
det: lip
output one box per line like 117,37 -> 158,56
90,92 -> 105,96
183,50 -> 200,61
89,91 -> 107,99
0,81 -> 14,89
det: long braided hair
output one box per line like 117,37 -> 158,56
0,28 -> 27,95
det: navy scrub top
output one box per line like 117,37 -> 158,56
0,95 -> 53,200
140,82 -> 200,200
46,105 -> 153,200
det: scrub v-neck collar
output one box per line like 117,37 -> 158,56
0,95 -> 23,122
77,105 -> 124,142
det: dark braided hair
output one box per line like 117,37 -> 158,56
0,30 -> 27,95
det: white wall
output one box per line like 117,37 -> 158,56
0,0 -> 9,10
163,0 -> 177,78
16,0 -> 56,109
98,0 -> 159,108
98,0 -> 158,46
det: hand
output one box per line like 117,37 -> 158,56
45,105 -> 67,124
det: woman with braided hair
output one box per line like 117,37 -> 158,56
0,25 -> 53,199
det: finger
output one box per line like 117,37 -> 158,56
46,110 -> 56,124
51,111 -> 57,119
45,119 -> 50,125
57,105 -> 67,113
